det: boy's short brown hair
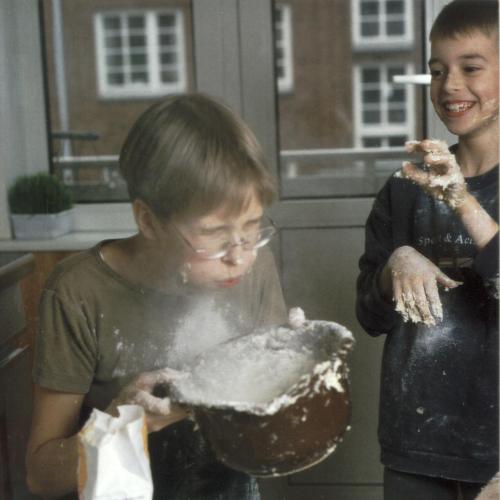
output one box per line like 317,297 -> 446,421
119,93 -> 276,219
430,0 -> 499,41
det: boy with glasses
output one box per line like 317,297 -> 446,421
26,93 -> 286,499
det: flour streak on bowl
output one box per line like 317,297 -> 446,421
169,311 -> 355,476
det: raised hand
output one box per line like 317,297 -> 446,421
401,139 -> 467,208
382,246 -> 462,326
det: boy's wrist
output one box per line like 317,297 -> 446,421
452,189 -> 473,214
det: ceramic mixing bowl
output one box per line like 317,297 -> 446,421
168,314 -> 355,476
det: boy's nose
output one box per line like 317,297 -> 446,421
222,242 -> 245,265
443,70 -> 463,92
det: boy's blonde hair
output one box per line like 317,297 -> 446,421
430,0 -> 499,42
119,93 -> 276,219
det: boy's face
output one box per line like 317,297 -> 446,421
429,31 -> 499,139
172,190 -> 265,289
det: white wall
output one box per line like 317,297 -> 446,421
0,0 -> 49,239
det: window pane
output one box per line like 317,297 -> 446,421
388,108 -> 406,123
106,54 -> 123,66
127,15 -> 144,29
386,0 -> 404,14
274,0 -> 424,197
363,89 -> 380,103
103,16 -> 120,30
363,137 -> 382,148
160,51 -> 177,64
161,70 -> 178,82
105,36 -> 122,49
43,1 -> 194,202
363,109 -> 381,124
107,72 -> 124,85
158,14 -> 176,27
361,21 -> 379,37
389,87 -> 405,103
362,68 -> 380,83
131,71 -> 148,83
160,33 -> 176,46
130,53 -> 147,66
361,1 -> 379,15
387,20 -> 404,35
129,34 -> 146,47
388,135 -> 407,147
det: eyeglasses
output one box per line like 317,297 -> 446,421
170,215 -> 277,260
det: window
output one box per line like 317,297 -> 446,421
94,9 -> 187,98
352,0 -> 413,47
274,4 -> 293,93
354,63 -> 415,147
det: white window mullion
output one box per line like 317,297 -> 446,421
382,65 -> 389,126
147,12 -> 160,90
380,0 -> 386,38
122,13 -> 130,86
176,10 -> 187,91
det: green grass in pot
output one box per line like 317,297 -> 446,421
8,173 -> 73,215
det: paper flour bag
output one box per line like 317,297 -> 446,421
78,405 -> 153,500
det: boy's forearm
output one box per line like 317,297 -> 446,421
27,434 -> 79,498
455,192 -> 499,250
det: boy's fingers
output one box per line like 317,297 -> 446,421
423,153 -> 452,175
401,162 -> 431,186
135,368 -> 185,391
156,368 -> 187,383
435,271 -> 462,289
401,280 -> 424,323
419,138 -> 449,154
135,371 -> 164,391
423,279 -> 443,322
393,280 -> 408,321
133,389 -> 172,415
412,280 -> 435,326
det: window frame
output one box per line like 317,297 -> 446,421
274,3 -> 294,94
94,8 -> 187,99
353,62 -> 415,147
351,0 -> 414,49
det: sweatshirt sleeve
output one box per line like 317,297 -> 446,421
355,182 -> 401,337
472,232 -> 499,299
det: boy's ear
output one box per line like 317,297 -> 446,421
132,199 -> 160,240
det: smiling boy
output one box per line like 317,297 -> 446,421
356,1 -> 499,499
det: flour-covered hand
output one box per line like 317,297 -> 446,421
106,368 -> 188,432
383,246 -> 462,326
401,139 -> 467,209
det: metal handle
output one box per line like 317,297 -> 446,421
0,345 -> 28,369
392,74 -> 431,85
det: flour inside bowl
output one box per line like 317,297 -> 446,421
169,312 -> 354,412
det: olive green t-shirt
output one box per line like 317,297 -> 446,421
33,241 -> 287,411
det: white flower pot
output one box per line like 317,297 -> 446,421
11,209 -> 74,239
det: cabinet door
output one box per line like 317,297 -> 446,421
0,345 -> 35,500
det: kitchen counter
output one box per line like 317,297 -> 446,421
0,230 -> 134,252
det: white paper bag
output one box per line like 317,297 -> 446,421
78,405 -> 153,500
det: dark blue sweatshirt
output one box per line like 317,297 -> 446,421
356,164 -> 499,483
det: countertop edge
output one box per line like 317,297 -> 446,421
0,231 -> 135,252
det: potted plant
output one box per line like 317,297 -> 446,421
8,173 -> 74,239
